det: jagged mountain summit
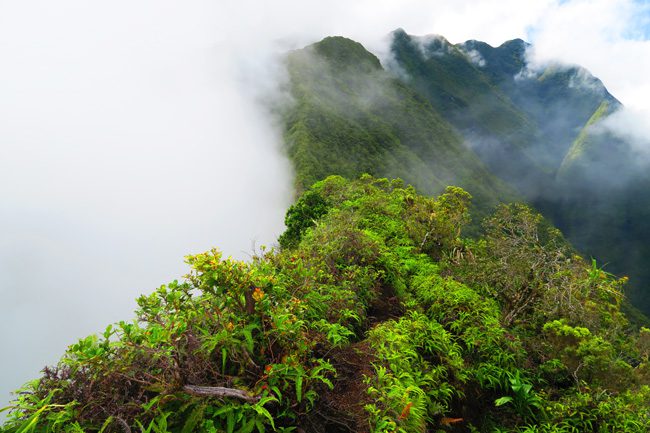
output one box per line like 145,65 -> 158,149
280,30 -> 650,314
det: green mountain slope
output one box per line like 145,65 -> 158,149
553,100 -> 650,312
459,39 -> 650,312
282,36 -> 518,222
281,31 -> 650,315
558,100 -> 614,174
388,30 -> 547,192
458,37 -> 621,171
3,176 -> 649,433
387,29 -> 621,196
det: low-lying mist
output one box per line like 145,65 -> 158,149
601,108 -> 650,160
0,2 -> 297,410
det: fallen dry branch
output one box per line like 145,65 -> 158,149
183,385 -> 260,403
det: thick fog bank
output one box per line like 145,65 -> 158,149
0,2 -> 294,411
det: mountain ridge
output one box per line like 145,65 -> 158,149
282,34 -> 519,225
280,30 -> 650,314
3,175 -> 649,433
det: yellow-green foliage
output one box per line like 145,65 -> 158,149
558,100 -> 611,174
2,176 -> 648,433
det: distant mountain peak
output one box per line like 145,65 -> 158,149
389,28 -> 455,59
499,37 -> 529,49
305,35 -> 382,73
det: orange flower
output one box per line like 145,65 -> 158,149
252,287 -> 265,302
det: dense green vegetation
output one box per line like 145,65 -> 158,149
281,31 -> 650,315
3,175 -> 650,432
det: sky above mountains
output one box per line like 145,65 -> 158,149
1,0 -> 649,414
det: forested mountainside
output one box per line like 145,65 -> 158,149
3,176 -> 650,432
281,35 -> 518,226
281,31 -> 650,314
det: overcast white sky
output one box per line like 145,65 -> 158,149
1,0 -> 649,412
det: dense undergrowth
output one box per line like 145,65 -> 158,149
2,175 -> 650,432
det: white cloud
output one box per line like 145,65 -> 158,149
0,0 -> 295,410
466,49 -> 487,67
527,0 -> 650,111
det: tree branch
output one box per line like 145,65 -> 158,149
183,385 -> 260,403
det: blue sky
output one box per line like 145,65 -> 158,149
627,0 -> 650,40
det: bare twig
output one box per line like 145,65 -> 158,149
420,230 -> 432,250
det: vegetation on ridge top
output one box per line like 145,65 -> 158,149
2,175 -> 650,433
